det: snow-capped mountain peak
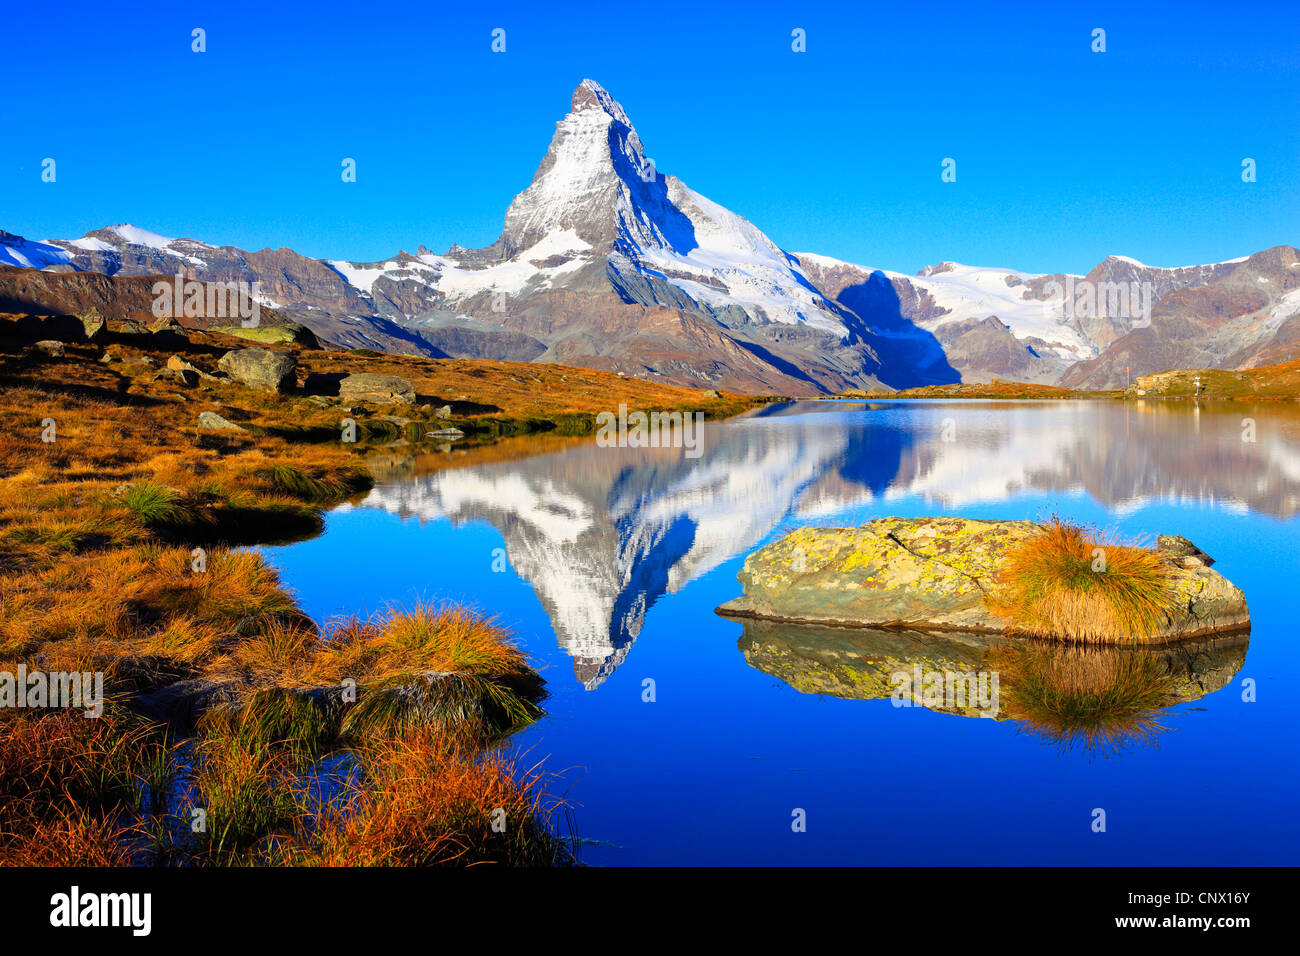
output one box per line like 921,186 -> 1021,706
324,80 -> 854,341
501,79 -> 682,257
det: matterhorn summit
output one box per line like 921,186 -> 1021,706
500,79 -> 667,252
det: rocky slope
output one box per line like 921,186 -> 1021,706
0,264 -> 317,344
1062,246 -> 1300,389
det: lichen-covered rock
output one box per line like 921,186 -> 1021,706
77,308 -> 105,341
1158,534 -> 1214,566
338,373 -> 415,405
217,347 -> 296,393
716,517 -> 1249,642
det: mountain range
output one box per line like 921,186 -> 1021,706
2,79 -> 1297,393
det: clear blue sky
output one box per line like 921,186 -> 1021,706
2,0 -> 1295,274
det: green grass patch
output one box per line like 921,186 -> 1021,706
120,482 -> 194,529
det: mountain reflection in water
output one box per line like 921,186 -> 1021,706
352,400 -> 1298,688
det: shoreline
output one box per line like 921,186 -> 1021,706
0,314 -> 761,866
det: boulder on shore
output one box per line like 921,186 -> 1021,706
338,373 -> 416,405
716,517 -> 1249,642
217,347 -> 297,393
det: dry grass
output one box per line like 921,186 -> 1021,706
191,711 -> 307,857
0,705 -> 169,865
883,381 -> 1113,400
296,347 -> 759,418
986,517 -> 1182,643
0,808 -> 139,867
284,604 -> 547,740
297,726 -> 576,867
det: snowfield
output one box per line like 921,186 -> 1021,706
797,252 -> 1093,360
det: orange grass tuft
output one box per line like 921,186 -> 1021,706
299,726 -> 575,866
986,517 -> 1181,643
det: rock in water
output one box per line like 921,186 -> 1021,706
338,373 -> 416,405
716,516 -> 1250,642
217,347 -> 297,393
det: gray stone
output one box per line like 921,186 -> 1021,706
33,339 -> 65,357
197,411 -> 246,433
1157,534 -> 1215,566
217,347 -> 297,393
338,373 -> 416,405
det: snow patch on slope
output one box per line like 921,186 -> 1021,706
637,181 -> 846,335
895,262 -> 1090,357
107,224 -> 174,249
329,229 -> 595,299
0,235 -> 72,269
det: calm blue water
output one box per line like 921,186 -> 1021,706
261,400 -> 1300,865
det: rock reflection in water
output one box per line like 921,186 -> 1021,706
737,618 -> 1249,757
